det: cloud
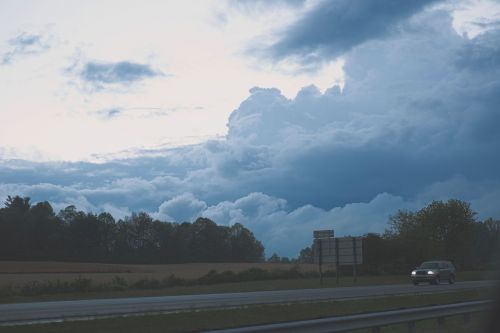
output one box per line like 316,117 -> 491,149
1,9 -> 500,256
97,108 -> 123,119
64,54 -> 165,92
229,0 -> 305,11
80,60 -> 163,86
2,32 -> 50,64
263,0 -> 441,63
157,193 -> 208,222
95,107 -> 173,119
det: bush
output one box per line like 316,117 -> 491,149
161,274 -> 187,287
71,277 -> 92,292
109,276 -> 128,290
237,268 -> 270,281
197,270 -> 239,285
131,279 -> 161,290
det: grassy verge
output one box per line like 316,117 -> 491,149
0,270 -> 492,304
352,314 -> 486,333
1,289 -> 490,333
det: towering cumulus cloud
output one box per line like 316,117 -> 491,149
1,6 -> 500,256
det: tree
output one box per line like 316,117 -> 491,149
386,199 -> 478,269
0,195 -> 268,264
190,217 -> 227,262
4,195 -> 31,212
229,223 -> 264,262
97,212 -> 117,257
29,201 -> 62,259
297,246 -> 313,264
268,253 -> 281,263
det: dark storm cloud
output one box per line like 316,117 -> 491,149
266,0 -> 441,62
2,32 -> 50,64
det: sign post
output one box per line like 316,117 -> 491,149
313,230 -> 334,286
318,239 -> 323,285
352,237 -> 357,283
335,237 -> 340,284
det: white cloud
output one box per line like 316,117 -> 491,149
157,193 -> 208,222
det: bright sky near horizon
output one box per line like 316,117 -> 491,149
2,0 -> 500,256
0,0 -> 345,161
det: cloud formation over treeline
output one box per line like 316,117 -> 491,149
1,6 -> 500,256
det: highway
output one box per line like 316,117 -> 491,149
0,280 -> 494,326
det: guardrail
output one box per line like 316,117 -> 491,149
205,300 -> 491,333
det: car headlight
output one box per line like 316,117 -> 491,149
427,270 -> 435,275
411,271 -> 416,275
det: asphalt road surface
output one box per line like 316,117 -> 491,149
0,280 -> 494,326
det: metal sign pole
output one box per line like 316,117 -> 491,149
353,237 -> 357,284
335,238 -> 340,285
318,239 -> 323,285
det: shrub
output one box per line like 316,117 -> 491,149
197,270 -> 239,285
109,276 -> 128,290
71,277 -> 93,292
161,274 -> 187,287
131,279 -> 161,290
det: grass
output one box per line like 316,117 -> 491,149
0,289 -> 491,333
0,268 -> 492,304
352,315 -> 486,333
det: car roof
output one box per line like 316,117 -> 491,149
422,260 -> 452,264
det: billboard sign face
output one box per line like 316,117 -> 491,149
313,237 -> 363,265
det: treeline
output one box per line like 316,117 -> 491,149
0,196 -> 264,263
299,199 -> 500,273
2,195 -> 499,271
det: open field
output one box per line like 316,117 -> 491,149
0,264 -> 491,303
0,261 -> 317,287
0,261 -> 493,287
1,289 -> 490,333
0,261 -> 494,304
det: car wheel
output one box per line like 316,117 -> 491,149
448,275 -> 455,284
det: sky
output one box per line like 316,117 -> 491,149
1,0 -> 500,257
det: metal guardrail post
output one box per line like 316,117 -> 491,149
407,321 -> 416,332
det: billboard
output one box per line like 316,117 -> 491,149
313,237 -> 363,265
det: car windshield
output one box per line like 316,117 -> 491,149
419,262 -> 440,269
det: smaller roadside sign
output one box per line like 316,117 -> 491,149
313,229 -> 334,239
